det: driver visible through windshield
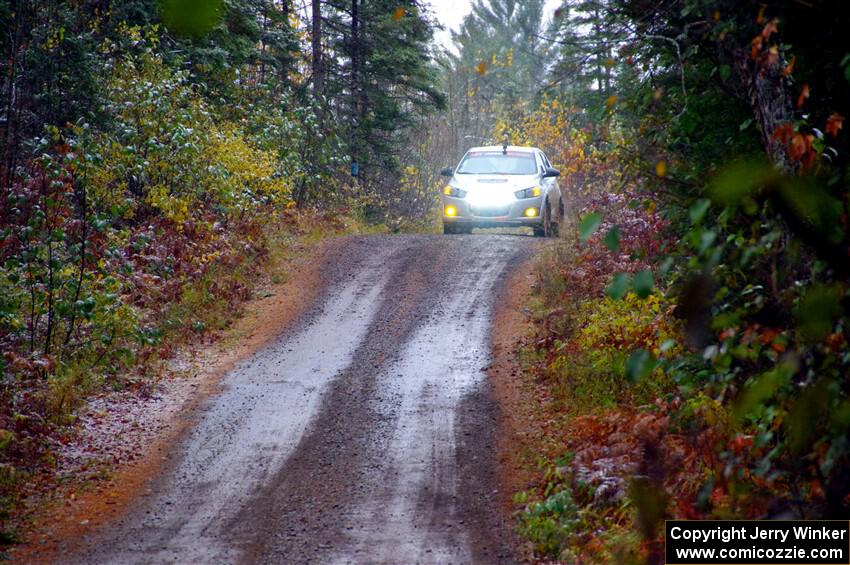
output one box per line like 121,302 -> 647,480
456,151 -> 537,175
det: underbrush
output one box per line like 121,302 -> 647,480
513,192 -> 704,562
488,8 -> 850,564
540,293 -> 678,412
515,181 -> 850,563
0,207 -> 372,545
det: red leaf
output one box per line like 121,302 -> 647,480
730,434 -> 754,454
796,83 -> 810,109
789,133 -> 816,168
760,18 -> 778,40
783,55 -> 796,76
825,112 -> 844,137
750,36 -> 763,60
757,328 -> 779,344
772,123 -> 794,145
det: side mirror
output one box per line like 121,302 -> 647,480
440,167 -> 454,177
543,167 -> 561,178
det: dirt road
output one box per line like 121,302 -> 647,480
69,234 -> 537,565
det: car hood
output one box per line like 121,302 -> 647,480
451,174 -> 539,193
451,174 -> 540,207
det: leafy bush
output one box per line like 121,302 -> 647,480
516,487 -> 579,559
512,3 -> 850,559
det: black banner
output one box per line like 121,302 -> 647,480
666,520 -> 850,564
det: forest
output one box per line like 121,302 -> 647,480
2,0 -> 850,562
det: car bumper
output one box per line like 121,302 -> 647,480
441,195 -> 543,226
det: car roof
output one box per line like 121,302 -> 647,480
465,145 -> 538,154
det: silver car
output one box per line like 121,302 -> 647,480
440,145 -> 563,236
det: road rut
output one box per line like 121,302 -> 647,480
70,234 -> 536,565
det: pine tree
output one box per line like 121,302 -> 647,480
442,0 -> 549,151
324,0 -> 445,185
547,0 -> 622,126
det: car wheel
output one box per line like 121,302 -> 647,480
554,201 -> 565,237
532,224 -> 546,237
443,223 -> 455,234
544,203 -> 560,238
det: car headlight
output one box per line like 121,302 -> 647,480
514,186 -> 541,199
443,185 -> 467,198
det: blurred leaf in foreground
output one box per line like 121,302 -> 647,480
161,0 -> 223,37
796,284 -> 844,343
708,158 -> 777,207
787,379 -> 831,455
578,211 -> 602,241
733,362 -> 795,423
775,176 -> 844,248
688,198 -> 710,224
603,225 -> 620,251
633,270 -> 654,298
626,349 -> 655,381
606,272 -> 630,299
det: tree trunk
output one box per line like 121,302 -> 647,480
259,11 -> 267,85
2,1 -> 24,187
278,0 -> 292,87
350,0 -> 359,165
311,0 -> 323,102
735,48 -> 795,172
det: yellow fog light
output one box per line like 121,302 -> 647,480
524,207 -> 538,218
445,205 -> 458,217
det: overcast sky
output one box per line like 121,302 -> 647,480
424,0 -> 562,51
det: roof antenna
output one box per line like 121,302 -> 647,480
502,140 -> 508,154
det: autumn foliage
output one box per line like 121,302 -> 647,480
500,1 -> 850,562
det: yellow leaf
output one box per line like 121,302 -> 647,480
605,94 -> 618,109
655,161 -> 667,177
392,7 -> 405,21
475,61 -> 487,75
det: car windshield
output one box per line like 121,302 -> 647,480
456,151 -> 537,175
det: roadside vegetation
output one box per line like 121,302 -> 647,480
442,0 -> 849,562
0,0 -> 445,545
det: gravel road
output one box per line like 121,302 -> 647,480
70,234 -> 537,565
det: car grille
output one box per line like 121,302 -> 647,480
471,206 -> 511,217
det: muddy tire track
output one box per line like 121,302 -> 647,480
68,234 -> 538,565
